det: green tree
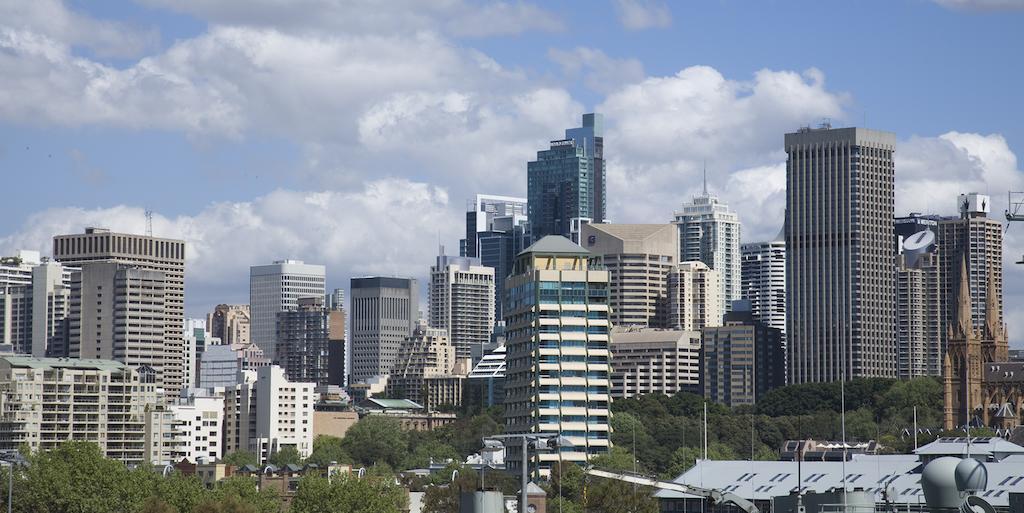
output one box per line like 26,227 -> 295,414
139,497 -> 178,513
402,440 -> 460,471
305,436 -> 352,467
221,451 -> 259,468
268,446 -> 302,468
340,416 -> 409,468
209,476 -> 279,513
290,474 -> 407,513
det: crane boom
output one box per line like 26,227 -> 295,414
585,468 -> 760,513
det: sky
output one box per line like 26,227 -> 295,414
1,0 -> 1023,345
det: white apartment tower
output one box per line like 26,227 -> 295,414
249,260 -> 326,362
54,228 -> 187,396
223,366 -> 316,462
667,261 -> 722,331
429,254 -> 495,362
503,236 -> 611,477
740,234 -> 786,336
672,182 -> 741,315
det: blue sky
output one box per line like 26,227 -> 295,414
1,0 -> 1023,343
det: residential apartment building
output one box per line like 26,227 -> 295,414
207,304 -> 251,346
701,309 -> 786,407
31,260 -> 73,357
0,252 -> 73,357
386,320 -> 468,411
349,277 -> 417,383
146,390 -> 225,465
504,236 -> 611,476
275,296 -> 345,387
785,126 -> 896,383
54,228 -> 187,396
580,223 -> 677,328
223,366 -> 316,462
672,185 -> 741,314
528,114 -> 605,241
429,254 -> 495,362
0,356 -> 158,465
666,261 -> 722,331
249,260 -> 326,362
608,328 -> 701,399
740,235 -> 786,337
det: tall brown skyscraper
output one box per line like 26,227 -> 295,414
54,228 -> 186,396
785,126 -> 896,383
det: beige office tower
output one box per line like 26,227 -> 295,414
386,320 -> 467,411
0,356 -> 159,465
31,260 -> 73,358
608,327 -> 701,399
666,261 -> 722,331
207,304 -> 251,346
785,126 -> 896,383
580,224 -> 678,328
68,262 -> 169,388
428,255 -> 495,362
504,236 -> 611,477
937,193 -> 1004,341
54,228 -> 187,395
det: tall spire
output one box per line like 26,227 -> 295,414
954,253 -> 974,339
984,265 -> 1001,340
702,160 -> 708,195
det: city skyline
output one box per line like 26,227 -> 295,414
1,1 -> 1023,348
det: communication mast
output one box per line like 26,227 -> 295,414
145,209 -> 153,237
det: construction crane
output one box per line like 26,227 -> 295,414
584,468 -> 761,513
1005,192 -> 1024,263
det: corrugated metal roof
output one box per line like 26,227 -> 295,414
1,356 -> 129,372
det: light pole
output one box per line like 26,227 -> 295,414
483,434 -> 574,513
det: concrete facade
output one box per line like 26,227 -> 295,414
666,261 -> 722,331
672,188 -> 741,315
349,277 -> 418,383
249,260 -> 326,362
608,328 -> 700,399
429,255 -> 495,362
207,304 -> 250,346
581,223 -> 678,328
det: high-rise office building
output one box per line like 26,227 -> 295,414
465,344 -> 506,414
207,304 -> 250,346
666,261 -> 722,331
349,277 -> 418,383
68,262 -> 170,391
385,319 -> 467,411
740,234 -> 786,337
249,260 -> 326,362
581,223 -> 677,328
478,216 -> 532,321
504,235 -> 611,476
608,327 -> 701,399
894,214 -> 944,379
701,308 -> 786,407
937,193 -> 1003,340
429,254 -> 495,362
275,296 -> 345,387
183,318 -> 216,390
54,228 -> 187,395
197,342 -> 269,389
672,183 -> 741,314
785,126 -> 896,383
0,356 -> 159,465
0,251 -> 39,354
461,194 -> 528,258
528,113 -> 605,241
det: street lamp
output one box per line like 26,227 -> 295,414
483,434 -> 574,513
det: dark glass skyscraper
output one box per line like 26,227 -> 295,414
528,113 -> 605,240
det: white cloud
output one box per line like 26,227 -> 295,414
548,47 -> 646,94
599,66 -> 845,240
138,0 -> 562,38
0,0 -> 158,59
613,0 -> 673,30
932,0 -> 1024,11
0,180 -> 456,313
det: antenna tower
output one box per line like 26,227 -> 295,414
145,209 -> 153,237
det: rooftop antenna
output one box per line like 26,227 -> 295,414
145,209 -> 153,237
